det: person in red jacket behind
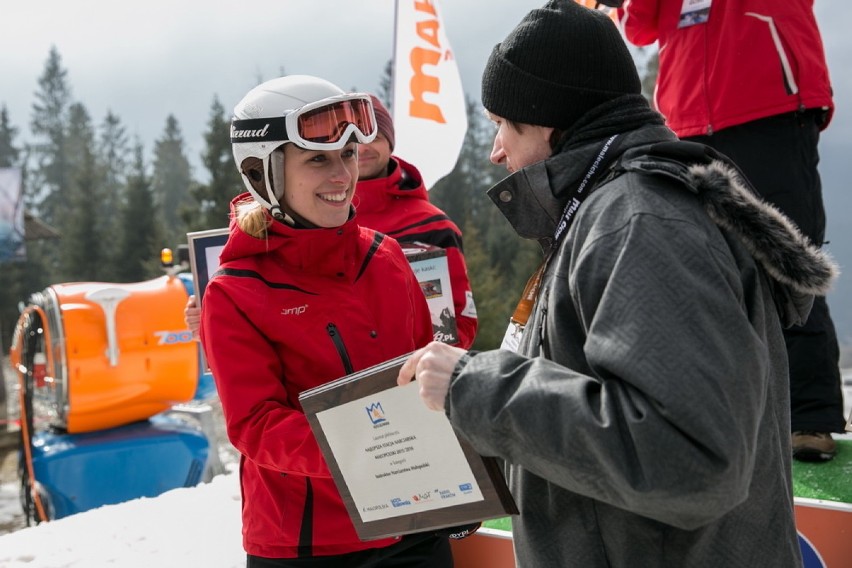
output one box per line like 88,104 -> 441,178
355,95 -> 477,348
200,74 -> 452,566
186,96 -> 477,349
617,0 -> 845,461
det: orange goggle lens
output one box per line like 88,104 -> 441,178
296,98 -> 376,144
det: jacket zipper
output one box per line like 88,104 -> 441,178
326,323 -> 354,375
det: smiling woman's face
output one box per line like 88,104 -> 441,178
280,142 -> 359,228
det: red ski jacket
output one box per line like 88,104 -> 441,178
618,0 -> 833,137
200,195 -> 433,558
354,157 -> 477,348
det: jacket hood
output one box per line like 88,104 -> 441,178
219,193 -> 363,278
353,156 -> 427,214
616,141 -> 839,298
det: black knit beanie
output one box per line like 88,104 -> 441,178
481,0 -> 641,130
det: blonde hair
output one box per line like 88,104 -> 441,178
235,197 -> 271,239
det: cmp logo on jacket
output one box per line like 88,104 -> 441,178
281,303 -> 308,316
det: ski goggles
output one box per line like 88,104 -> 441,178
230,93 -> 377,151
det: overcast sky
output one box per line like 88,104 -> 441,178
0,0 -> 547,165
2,1 -> 852,336
1,1 -> 849,173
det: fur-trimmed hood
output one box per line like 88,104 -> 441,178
616,141 -> 839,298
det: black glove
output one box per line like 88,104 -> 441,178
436,521 -> 481,540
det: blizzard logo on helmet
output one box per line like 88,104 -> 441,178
230,123 -> 270,140
230,117 -> 287,143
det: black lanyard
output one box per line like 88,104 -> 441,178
510,134 -> 622,327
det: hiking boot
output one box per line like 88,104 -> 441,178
792,431 -> 836,462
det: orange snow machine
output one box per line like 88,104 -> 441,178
10,274 -> 198,433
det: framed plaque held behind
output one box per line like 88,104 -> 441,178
186,227 -> 229,305
299,354 -> 517,541
402,243 -> 458,345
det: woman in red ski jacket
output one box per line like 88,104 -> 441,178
199,75 -> 450,567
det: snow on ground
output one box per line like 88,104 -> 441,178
0,371 -> 848,567
0,467 -> 245,568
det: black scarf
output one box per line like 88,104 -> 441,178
554,94 -> 665,154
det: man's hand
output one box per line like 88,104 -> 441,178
397,342 -> 467,411
185,295 -> 201,340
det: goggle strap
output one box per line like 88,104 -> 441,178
264,154 -> 295,226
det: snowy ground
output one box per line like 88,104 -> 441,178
0,465 -> 246,568
0,360 -> 849,566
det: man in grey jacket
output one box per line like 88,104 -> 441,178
398,2 -> 837,566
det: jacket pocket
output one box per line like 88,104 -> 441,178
745,12 -> 798,96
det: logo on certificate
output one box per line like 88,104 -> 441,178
366,402 -> 387,425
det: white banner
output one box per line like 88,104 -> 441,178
0,167 -> 25,262
392,0 -> 467,190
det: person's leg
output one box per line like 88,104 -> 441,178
248,553 -> 357,567
375,534 -> 453,568
246,535 -> 453,568
687,110 -> 845,459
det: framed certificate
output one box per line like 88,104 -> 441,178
186,228 -> 229,305
299,354 -> 517,541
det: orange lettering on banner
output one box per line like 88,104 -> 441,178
416,19 -> 440,48
408,0 -> 446,124
414,0 -> 436,16
409,47 -> 446,123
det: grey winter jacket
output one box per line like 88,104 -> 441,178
447,125 -> 837,567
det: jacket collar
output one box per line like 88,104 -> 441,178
489,126 -> 839,328
353,156 -> 427,214
487,124 -> 675,248
220,193 -> 364,280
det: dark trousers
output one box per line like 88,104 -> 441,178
687,109 -> 845,432
246,534 -> 453,568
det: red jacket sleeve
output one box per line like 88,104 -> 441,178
618,0 -> 662,46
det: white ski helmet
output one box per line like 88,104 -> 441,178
230,75 -> 377,220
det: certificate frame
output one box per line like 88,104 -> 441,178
186,227 -> 229,305
299,354 -> 517,541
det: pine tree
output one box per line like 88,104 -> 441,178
188,96 -> 243,231
115,142 -> 162,282
376,59 -> 394,110
0,105 -> 20,167
56,103 -> 104,281
88,110 -> 131,279
29,46 -> 72,225
151,115 -> 193,246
